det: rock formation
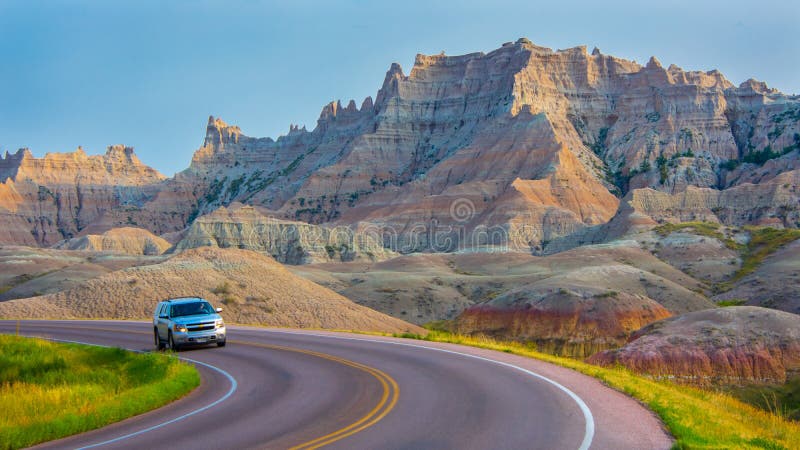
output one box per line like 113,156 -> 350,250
2,39 -> 798,253
168,39 -> 799,253
0,146 -> 166,246
52,227 -> 171,255
588,306 -> 800,385
175,203 -> 395,264
455,289 -> 671,357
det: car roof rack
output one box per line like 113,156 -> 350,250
161,296 -> 205,302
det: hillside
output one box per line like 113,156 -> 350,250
0,247 -> 422,334
588,306 -> 800,385
53,227 -> 172,255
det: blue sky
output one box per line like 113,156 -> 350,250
1,0 -> 798,175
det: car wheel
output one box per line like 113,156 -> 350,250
154,329 -> 165,350
168,331 -> 180,352
217,340 -> 226,347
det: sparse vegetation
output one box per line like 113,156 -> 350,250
211,281 -> 232,295
720,135 -> 800,170
595,291 -> 619,298
717,299 -> 747,307
654,222 -> 741,251
0,335 -> 199,449
397,330 -> 800,450
733,227 -> 800,282
655,223 -> 800,293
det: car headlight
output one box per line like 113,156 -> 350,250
173,323 -> 187,333
215,320 -> 225,329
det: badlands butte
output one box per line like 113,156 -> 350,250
2,38 -> 800,385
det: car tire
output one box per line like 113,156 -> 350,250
168,331 -> 180,352
154,329 -> 165,350
217,340 -> 226,347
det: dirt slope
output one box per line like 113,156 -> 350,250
0,247 -> 422,334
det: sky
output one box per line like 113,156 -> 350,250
1,0 -> 798,176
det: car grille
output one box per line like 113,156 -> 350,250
187,322 -> 215,332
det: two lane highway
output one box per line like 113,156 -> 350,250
1,321 -> 672,449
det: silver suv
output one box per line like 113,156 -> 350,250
153,297 -> 226,351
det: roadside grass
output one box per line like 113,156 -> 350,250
0,335 -> 199,450
724,377 -> 800,422
395,330 -> 800,450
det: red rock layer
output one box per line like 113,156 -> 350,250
588,306 -> 800,384
454,291 -> 671,357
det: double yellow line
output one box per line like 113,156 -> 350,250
18,323 -> 399,449
233,340 -> 399,450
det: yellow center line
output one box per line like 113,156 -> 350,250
233,340 -> 399,450
16,323 -> 400,449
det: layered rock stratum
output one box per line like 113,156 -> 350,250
0,146 -> 166,246
2,38 -> 797,252
588,306 -> 800,385
175,203 -> 395,263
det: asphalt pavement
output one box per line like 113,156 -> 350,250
0,320 -> 673,449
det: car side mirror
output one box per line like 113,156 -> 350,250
216,307 -> 223,313
159,314 -> 168,319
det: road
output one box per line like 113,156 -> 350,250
0,320 -> 672,449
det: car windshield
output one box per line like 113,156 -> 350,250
170,301 -> 214,317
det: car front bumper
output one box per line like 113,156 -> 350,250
173,327 -> 226,345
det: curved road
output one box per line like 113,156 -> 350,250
0,321 -> 672,450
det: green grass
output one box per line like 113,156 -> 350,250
396,330 -> 800,450
0,335 -> 200,450
654,222 -> 742,251
654,223 -> 800,292
725,377 -> 800,422
717,299 -> 747,307
733,227 -> 800,282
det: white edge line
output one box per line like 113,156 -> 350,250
258,329 -> 595,450
26,337 -> 238,450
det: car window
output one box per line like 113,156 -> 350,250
170,302 -> 214,318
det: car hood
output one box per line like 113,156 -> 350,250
171,314 -> 221,324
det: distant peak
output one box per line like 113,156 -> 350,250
388,62 -> 404,77
360,96 -> 374,111
207,115 -> 233,130
204,115 -> 241,147
591,47 -> 601,56
738,78 -> 777,94
646,56 -> 663,69
1,148 -> 32,162
106,144 -> 135,156
318,100 -> 339,121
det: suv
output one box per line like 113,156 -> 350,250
153,297 -> 226,351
